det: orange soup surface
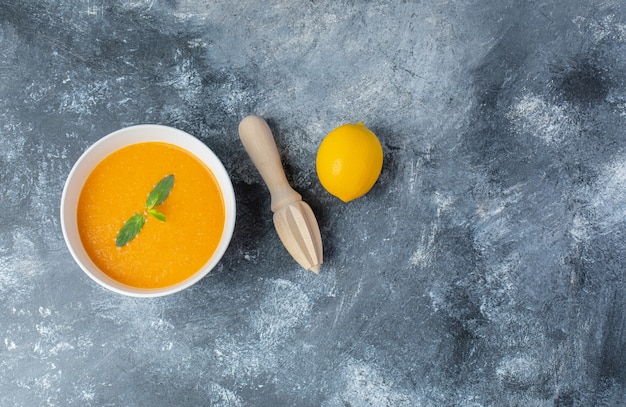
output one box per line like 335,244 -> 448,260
77,142 -> 225,289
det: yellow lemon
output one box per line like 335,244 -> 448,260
316,122 -> 383,202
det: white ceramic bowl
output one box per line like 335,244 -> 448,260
60,125 -> 236,297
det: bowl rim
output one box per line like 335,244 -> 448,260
60,124 -> 236,297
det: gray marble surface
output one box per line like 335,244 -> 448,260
1,1 -> 625,406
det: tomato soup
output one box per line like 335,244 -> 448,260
77,142 -> 226,288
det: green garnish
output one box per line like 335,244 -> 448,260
116,213 -> 146,247
116,174 -> 175,248
146,174 -> 174,209
147,208 -> 166,222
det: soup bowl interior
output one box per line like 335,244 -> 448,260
61,125 -> 236,297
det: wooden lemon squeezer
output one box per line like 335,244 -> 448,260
238,115 -> 323,273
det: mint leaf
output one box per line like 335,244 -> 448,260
147,208 -> 166,222
146,174 -> 174,209
116,213 -> 146,247
116,174 -> 175,248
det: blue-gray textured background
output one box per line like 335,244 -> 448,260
1,1 -> 625,406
